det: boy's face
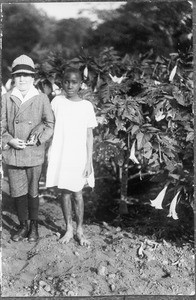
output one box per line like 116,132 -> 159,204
14,73 -> 34,93
63,72 -> 81,98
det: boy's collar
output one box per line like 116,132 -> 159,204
11,85 -> 39,102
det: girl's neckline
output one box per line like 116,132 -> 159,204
65,97 -> 83,103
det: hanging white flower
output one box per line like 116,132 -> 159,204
167,190 -> 180,220
109,73 -> 126,84
169,65 -> 177,82
83,66 -> 88,79
96,115 -> 108,125
52,83 -> 61,95
80,82 -> 88,90
155,109 -> 165,122
129,140 -> 139,164
150,185 -> 168,209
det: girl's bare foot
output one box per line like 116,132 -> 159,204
59,229 -> 73,244
76,228 -> 90,247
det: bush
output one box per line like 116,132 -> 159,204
36,47 -> 194,216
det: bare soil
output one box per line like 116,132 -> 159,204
1,176 -> 195,297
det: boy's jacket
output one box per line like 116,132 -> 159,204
2,91 -> 54,167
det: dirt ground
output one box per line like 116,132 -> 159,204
1,176 -> 195,297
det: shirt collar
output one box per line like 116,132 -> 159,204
11,85 -> 39,103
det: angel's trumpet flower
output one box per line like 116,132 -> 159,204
167,190 -> 180,220
52,83 -> 61,95
83,66 -> 88,79
169,65 -> 177,82
81,82 -> 88,90
109,73 -> 126,84
155,109 -> 165,122
129,140 -> 139,164
150,185 -> 168,209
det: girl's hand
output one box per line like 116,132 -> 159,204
83,162 -> 92,178
8,138 -> 26,149
27,123 -> 45,146
26,134 -> 37,146
30,123 -> 45,136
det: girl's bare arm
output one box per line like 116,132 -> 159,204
83,127 -> 93,177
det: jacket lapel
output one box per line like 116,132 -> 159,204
15,96 -> 38,116
10,95 -> 22,108
11,86 -> 40,117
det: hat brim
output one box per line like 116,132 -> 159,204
12,69 -> 35,75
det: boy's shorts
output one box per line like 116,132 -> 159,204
7,165 -> 42,198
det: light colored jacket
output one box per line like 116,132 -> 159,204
2,90 -> 54,167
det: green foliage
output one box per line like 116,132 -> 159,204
2,1 -> 192,86
83,48 -> 194,208
86,1 -> 192,56
2,3 -> 44,82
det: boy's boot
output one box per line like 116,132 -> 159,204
28,195 -> 39,242
28,220 -> 39,242
12,195 -> 28,242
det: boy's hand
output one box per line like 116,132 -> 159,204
83,162 -> 92,178
8,138 -> 26,149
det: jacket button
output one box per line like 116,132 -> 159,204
15,120 -> 19,124
28,121 -> 32,124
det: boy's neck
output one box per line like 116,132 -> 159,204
21,90 -> 28,97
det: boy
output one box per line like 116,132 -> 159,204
2,54 -> 54,242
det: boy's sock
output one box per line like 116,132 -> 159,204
13,195 -> 28,241
28,195 -> 39,242
28,195 -> 39,220
14,194 -> 28,221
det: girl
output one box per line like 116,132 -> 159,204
46,67 -> 97,246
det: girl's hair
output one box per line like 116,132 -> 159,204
62,67 -> 82,81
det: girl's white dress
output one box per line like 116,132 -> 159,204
46,95 -> 97,192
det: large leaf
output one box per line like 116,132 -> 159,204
163,154 -> 176,171
106,137 -> 121,144
136,131 -> 144,150
173,90 -> 186,106
131,125 -> 140,135
186,131 -> 194,142
143,142 -> 153,159
115,119 -> 126,132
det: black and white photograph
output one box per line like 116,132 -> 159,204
1,0 -> 195,297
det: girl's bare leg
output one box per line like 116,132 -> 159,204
73,191 -> 90,247
59,191 -> 74,244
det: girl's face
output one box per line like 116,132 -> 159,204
63,72 -> 81,99
14,73 -> 34,93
